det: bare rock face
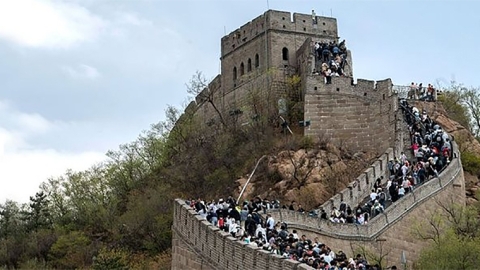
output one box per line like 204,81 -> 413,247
235,145 -> 375,210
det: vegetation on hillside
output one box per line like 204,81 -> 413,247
413,196 -> 480,269
437,81 -> 480,176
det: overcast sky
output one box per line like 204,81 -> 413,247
1,0 -> 479,203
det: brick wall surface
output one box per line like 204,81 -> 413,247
304,76 -> 396,155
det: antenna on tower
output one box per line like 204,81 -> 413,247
266,0 -> 269,9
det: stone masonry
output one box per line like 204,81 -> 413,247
171,9 -> 466,270
172,142 -> 465,269
188,9 -> 391,155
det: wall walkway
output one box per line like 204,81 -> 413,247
172,140 -> 464,269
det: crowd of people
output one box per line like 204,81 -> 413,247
186,196 -> 385,269
407,82 -> 436,102
184,97 -> 451,269
321,98 -> 453,225
312,40 -> 349,84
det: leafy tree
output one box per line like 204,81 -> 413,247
437,88 -> 471,131
23,191 -> 52,233
48,231 -> 93,269
0,200 -> 28,268
25,229 -> 57,266
437,81 -> 480,138
40,176 -> 73,227
415,230 -> 480,270
116,184 -> 174,254
459,87 -> 480,139
61,167 -> 117,233
414,199 -> 480,269
92,247 -> 130,270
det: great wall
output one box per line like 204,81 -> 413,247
171,9 -> 466,269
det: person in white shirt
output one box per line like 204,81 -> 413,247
386,177 -> 393,201
292,229 -> 299,240
254,224 -> 267,242
400,152 -> 408,165
266,214 -> 275,231
357,213 -> 365,225
370,189 -> 378,202
401,163 -> 409,179
229,219 -> 240,236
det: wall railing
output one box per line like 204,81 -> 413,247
267,143 -> 461,240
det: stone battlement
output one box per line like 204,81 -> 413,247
319,148 -> 397,216
269,142 -> 462,239
221,10 -> 338,58
304,75 -> 398,154
172,199 -> 313,270
267,143 -> 464,267
306,76 -> 393,98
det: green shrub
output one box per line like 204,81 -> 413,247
92,247 -> 130,270
300,136 -> 314,149
461,151 -> 480,176
48,231 -> 92,269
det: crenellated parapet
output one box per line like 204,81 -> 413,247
319,148 -> 397,216
172,199 -> 313,270
266,142 -> 464,268
221,10 -> 338,58
305,76 -> 393,100
304,76 -> 397,154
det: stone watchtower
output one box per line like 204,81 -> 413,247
220,10 -> 340,90
194,9 -> 395,155
193,10 -> 346,127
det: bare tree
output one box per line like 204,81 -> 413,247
350,240 -> 392,269
186,71 -> 226,128
461,87 -> 480,138
411,208 -> 444,244
286,148 -> 317,187
434,197 -> 480,239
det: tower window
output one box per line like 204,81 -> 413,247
240,62 -> 245,76
247,58 -> 252,72
255,54 -> 259,68
282,47 -> 289,61
233,67 -> 237,81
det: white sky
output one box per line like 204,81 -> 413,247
0,0 -> 479,203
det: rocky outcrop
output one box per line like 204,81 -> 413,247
235,144 -> 377,209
